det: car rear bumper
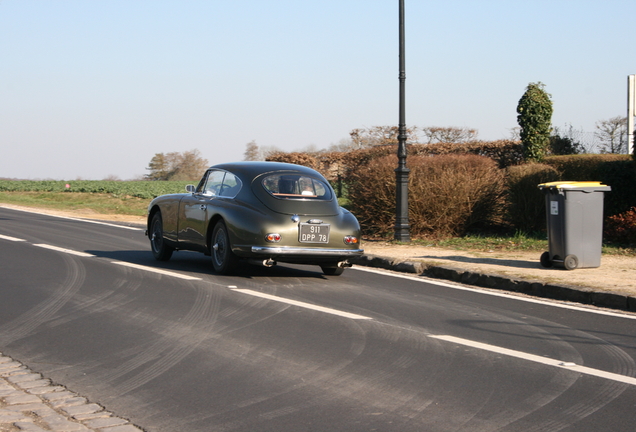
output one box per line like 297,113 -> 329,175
251,246 -> 364,256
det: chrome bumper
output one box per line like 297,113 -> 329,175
251,246 -> 364,256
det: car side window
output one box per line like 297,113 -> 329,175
261,174 -> 331,200
200,170 -> 225,196
198,170 -> 242,198
218,173 -> 242,198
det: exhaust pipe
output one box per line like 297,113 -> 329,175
337,261 -> 352,268
247,259 -> 277,267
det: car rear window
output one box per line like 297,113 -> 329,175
261,174 -> 332,200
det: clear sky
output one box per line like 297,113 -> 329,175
1,0 -> 635,180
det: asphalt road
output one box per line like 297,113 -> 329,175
1,206 -> 636,432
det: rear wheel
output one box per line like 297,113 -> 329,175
321,264 -> 345,276
150,212 -> 174,261
540,251 -> 552,268
211,220 -> 238,274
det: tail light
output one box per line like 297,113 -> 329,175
266,233 -> 281,242
344,236 -> 358,245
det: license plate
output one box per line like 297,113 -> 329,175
299,223 -> 330,243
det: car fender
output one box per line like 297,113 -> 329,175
205,199 -> 268,256
148,194 -> 186,245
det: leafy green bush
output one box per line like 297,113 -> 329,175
505,163 -> 559,233
346,154 -> 504,237
517,82 -> 553,162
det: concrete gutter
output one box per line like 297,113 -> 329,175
351,254 -> 636,313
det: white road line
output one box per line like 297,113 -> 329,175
111,261 -> 202,281
33,244 -> 96,257
354,266 -> 636,320
0,234 -> 27,242
0,205 -> 142,231
230,288 -> 372,320
430,334 -> 636,386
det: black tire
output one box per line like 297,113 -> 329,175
540,251 -> 552,268
211,220 -> 238,274
150,212 -> 174,261
564,254 -> 579,271
321,265 -> 345,276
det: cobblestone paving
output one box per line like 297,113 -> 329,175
0,353 -> 143,432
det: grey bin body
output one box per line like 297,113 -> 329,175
538,182 -> 611,270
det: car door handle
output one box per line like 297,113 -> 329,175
200,205 -> 206,210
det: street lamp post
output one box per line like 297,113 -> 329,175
394,0 -> 410,242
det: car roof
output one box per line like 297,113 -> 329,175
209,161 -> 324,181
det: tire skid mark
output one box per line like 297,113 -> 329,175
0,253 -> 86,345
468,371 -> 578,432
105,276 -> 302,396
192,318 -> 372,425
512,380 -> 629,432
105,282 -> 224,394
599,342 -> 636,377
44,279 -> 143,329
561,379 -> 629,423
486,314 -> 585,426
201,320 -> 452,428
441,315 -> 636,431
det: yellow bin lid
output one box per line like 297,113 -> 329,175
538,181 -> 611,190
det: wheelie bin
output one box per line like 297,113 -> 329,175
538,181 -> 611,270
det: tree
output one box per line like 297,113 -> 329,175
549,124 -> 584,155
243,140 -> 260,161
145,149 -> 209,181
421,126 -> 478,144
349,126 -> 418,148
595,116 -> 627,154
326,137 -> 356,152
517,82 -> 553,162
146,153 -> 169,181
241,140 -> 283,160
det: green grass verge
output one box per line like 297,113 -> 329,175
393,231 -> 635,256
0,192 -> 150,217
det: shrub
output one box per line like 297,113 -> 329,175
418,140 -> 524,168
266,152 -> 319,169
545,154 -> 636,216
347,154 -> 504,237
517,82 -> 553,162
505,163 -> 560,233
549,135 -> 581,155
339,140 -> 523,174
604,207 -> 636,245
345,157 -> 396,236
544,154 -> 630,180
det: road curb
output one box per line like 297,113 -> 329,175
351,254 -> 636,313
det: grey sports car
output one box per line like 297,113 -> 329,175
147,161 -> 363,275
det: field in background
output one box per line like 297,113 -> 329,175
0,180 -> 192,217
0,180 -> 191,199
